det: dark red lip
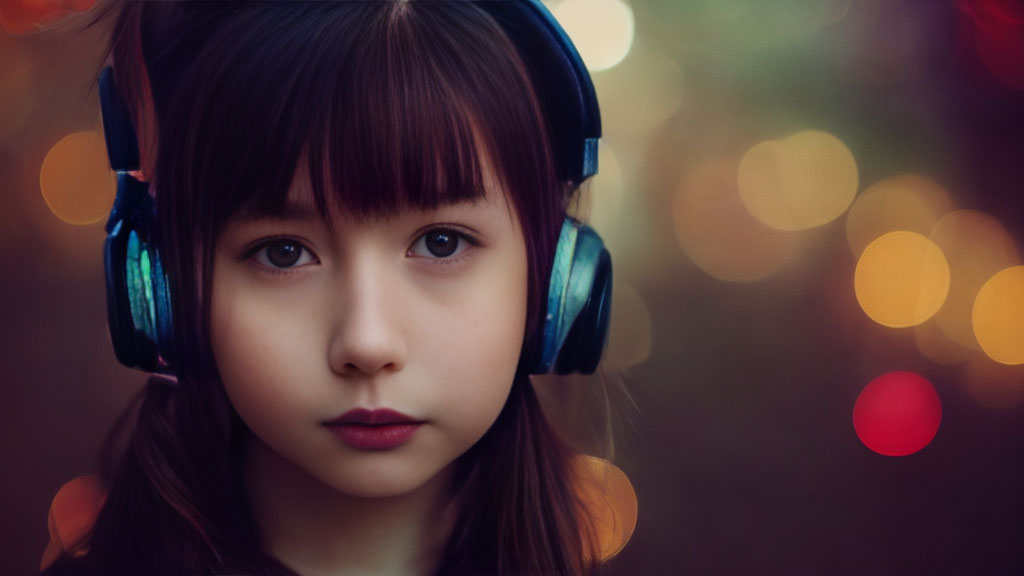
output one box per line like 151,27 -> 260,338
324,408 -> 421,426
324,409 -> 423,450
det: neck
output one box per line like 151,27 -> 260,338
243,433 -> 456,576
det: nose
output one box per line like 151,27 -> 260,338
326,257 -> 408,378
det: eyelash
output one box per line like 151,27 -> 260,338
243,235 -> 317,276
408,227 -> 480,268
243,227 -> 480,275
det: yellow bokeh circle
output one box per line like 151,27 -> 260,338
855,231 -> 950,328
737,130 -> 858,231
39,131 -> 117,225
552,0 -> 634,72
972,266 -> 1024,365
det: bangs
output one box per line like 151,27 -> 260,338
170,2 -> 539,228
308,2 -> 492,222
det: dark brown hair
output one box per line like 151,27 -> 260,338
42,2 -> 601,575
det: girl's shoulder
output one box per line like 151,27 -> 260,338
39,474 -> 105,573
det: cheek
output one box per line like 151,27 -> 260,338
210,285 -> 263,416
209,272 -> 318,425
462,249 -> 526,346
426,247 -> 529,417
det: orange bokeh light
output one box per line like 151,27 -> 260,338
39,131 -> 116,226
855,231 -> 950,328
572,455 -> 638,561
972,266 -> 1024,365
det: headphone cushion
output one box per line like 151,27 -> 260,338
532,218 -> 612,374
102,174 -> 173,374
555,248 -> 612,375
104,218 -> 140,369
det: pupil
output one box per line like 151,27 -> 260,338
267,242 -> 301,267
426,231 -> 457,257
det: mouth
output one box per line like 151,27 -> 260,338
323,408 -> 424,450
323,408 -> 422,426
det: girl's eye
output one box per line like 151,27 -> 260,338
252,239 -> 316,270
410,228 -> 474,260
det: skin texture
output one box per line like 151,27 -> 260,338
208,160 -> 529,575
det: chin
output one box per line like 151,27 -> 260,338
323,465 -> 453,501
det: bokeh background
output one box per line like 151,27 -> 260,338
3,0 -> 1024,574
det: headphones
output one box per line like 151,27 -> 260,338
98,0 -> 612,377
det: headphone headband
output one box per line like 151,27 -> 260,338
99,66 -> 139,173
477,0 -> 601,184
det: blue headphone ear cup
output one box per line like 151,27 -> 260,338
531,218 -> 612,374
104,198 -> 140,369
102,172 -> 175,374
554,248 -> 611,375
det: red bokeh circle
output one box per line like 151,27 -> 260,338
853,371 -> 942,456
957,0 -> 1024,90
0,0 -> 96,35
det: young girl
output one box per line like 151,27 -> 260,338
40,1 -> 625,574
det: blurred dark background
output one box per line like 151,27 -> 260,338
2,0 -> 1024,574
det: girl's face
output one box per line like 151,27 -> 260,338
209,159 -> 528,498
